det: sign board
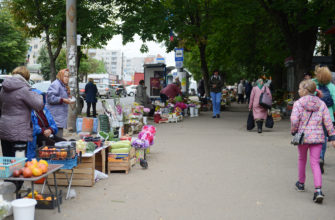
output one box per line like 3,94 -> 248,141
176,61 -> 183,68
77,34 -> 82,46
175,48 -> 184,61
156,57 -> 165,64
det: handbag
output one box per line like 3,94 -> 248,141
247,111 -> 255,130
259,87 -> 272,109
265,114 -> 274,128
291,112 -> 313,145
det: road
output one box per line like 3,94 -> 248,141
31,103 -> 335,220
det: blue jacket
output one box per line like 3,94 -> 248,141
27,107 -> 58,160
46,79 -> 69,128
85,82 -> 98,103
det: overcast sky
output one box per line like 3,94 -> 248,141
106,34 -> 175,66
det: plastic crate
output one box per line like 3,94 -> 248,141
0,157 -> 26,178
37,144 -> 76,161
47,155 -> 78,170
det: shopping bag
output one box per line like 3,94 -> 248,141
247,111 -> 255,130
259,87 -> 272,109
265,114 -> 274,128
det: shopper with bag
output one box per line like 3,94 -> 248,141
248,79 -> 272,133
291,79 -> 335,204
312,65 -> 335,173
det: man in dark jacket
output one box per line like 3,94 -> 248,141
85,78 -> 98,117
209,70 -> 223,118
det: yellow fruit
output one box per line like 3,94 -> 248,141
32,167 -> 42,177
27,190 -> 38,198
38,160 -> 48,168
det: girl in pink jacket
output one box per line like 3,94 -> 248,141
291,80 -> 335,204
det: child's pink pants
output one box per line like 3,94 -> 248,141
298,144 -> 322,188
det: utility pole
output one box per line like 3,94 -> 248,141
120,52 -> 124,84
66,0 -> 77,131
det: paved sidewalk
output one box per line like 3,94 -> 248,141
8,103 -> 335,219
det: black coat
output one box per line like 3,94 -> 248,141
85,82 -> 98,103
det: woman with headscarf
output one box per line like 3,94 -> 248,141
46,69 -> 74,137
249,78 -> 272,133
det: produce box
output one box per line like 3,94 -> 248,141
35,190 -> 62,210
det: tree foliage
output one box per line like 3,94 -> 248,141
38,46 -> 106,80
0,7 -> 28,73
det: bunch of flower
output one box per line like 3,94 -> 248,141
175,102 -> 188,110
116,104 -> 122,115
142,125 -> 157,135
131,138 -> 150,149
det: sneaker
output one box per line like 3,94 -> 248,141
212,116 -> 216,119
295,181 -> 305,192
216,114 -> 220,118
320,159 -> 324,174
313,191 -> 324,204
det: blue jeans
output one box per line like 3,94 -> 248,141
210,92 -> 221,116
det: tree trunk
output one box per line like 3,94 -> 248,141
291,30 -> 318,99
198,43 -> 210,97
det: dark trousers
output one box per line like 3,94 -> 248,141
160,94 -> 168,103
238,94 -> 244,104
36,134 -> 66,147
87,102 -> 97,117
1,140 -> 27,192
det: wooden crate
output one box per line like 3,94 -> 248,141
48,149 -> 107,187
109,159 -> 131,174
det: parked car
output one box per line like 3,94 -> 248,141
112,84 -> 127,97
32,81 -> 51,93
79,82 -> 86,100
97,83 -> 114,99
126,85 -> 137,96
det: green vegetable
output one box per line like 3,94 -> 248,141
86,142 -> 96,152
99,131 -> 108,139
111,148 -> 130,153
110,141 -> 131,149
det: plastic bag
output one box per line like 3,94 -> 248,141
94,170 -> 108,182
266,115 -> 274,128
247,111 -> 255,130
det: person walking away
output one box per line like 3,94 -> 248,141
237,80 -> 244,104
249,79 -> 272,133
160,83 -> 182,104
135,80 -> 155,116
85,78 -> 98,117
312,65 -> 335,174
46,69 -> 74,137
291,79 -> 335,204
27,89 -> 66,160
210,70 -> 223,118
245,81 -> 252,104
197,78 -> 205,98
0,66 -> 44,192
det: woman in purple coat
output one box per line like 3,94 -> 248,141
46,69 -> 74,137
249,79 -> 272,133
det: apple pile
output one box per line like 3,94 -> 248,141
12,159 -> 48,178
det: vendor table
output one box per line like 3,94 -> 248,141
1,164 -> 63,213
47,145 -> 109,187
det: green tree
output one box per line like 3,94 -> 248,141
6,0 -> 115,80
0,7 -> 28,73
258,0 -> 335,96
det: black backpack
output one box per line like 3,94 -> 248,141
319,85 -> 334,107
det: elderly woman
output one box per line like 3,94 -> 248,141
46,69 -> 74,137
312,65 -> 335,173
135,80 -> 155,116
249,78 -> 272,133
0,66 -> 44,191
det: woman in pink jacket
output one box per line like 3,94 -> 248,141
291,80 -> 335,204
249,79 -> 272,133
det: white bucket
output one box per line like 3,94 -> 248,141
189,107 -> 195,117
11,199 -> 37,220
195,108 -> 199,117
143,116 -> 148,125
